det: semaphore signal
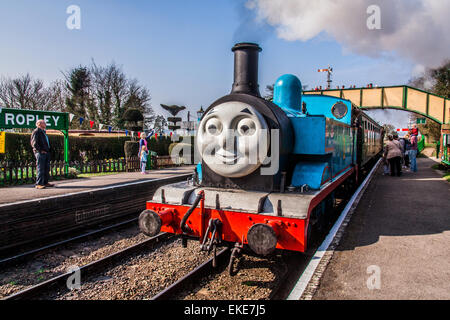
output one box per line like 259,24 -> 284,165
318,66 -> 333,89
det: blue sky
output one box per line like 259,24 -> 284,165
0,0 -> 420,128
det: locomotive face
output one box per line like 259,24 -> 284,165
197,101 -> 269,178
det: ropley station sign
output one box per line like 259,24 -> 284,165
0,107 -> 69,130
0,108 -> 70,169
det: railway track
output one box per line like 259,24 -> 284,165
152,247 -> 231,300
0,216 -> 139,269
2,162 -> 380,301
2,233 -> 171,300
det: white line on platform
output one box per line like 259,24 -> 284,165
286,159 -> 381,300
0,173 -> 192,208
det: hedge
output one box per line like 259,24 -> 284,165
0,133 -> 175,162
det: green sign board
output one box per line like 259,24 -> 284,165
0,108 -> 69,130
0,107 -> 70,174
416,118 -> 427,125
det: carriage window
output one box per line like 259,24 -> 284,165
331,101 -> 348,119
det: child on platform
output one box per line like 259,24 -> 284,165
140,145 -> 149,174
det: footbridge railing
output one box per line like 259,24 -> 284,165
304,85 -> 449,125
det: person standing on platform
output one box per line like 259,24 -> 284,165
403,134 -> 411,169
138,132 -> 148,158
394,133 -> 405,165
140,145 -> 149,174
384,134 -> 402,177
436,139 -> 440,159
31,120 -> 54,189
382,144 -> 390,175
410,124 -> 419,137
409,134 -> 418,173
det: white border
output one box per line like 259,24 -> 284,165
287,159 -> 381,300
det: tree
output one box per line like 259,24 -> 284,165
408,60 -> 448,141
263,83 -> 309,102
64,66 -> 94,129
90,61 -> 153,130
152,115 -> 167,135
430,60 -> 450,99
382,124 -> 396,136
409,60 -> 450,99
264,84 -> 274,101
46,80 -> 69,112
0,74 -> 53,110
123,108 -> 144,140
121,79 -> 153,129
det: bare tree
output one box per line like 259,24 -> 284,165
46,79 -> 69,112
121,78 -> 154,129
152,115 -> 167,134
0,61 -> 155,131
91,61 -> 128,126
409,60 -> 450,98
0,74 -> 52,110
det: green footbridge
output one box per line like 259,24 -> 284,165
304,85 -> 449,125
305,85 -> 450,157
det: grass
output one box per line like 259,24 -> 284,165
0,161 -> 130,186
431,164 -> 450,182
78,171 -> 123,178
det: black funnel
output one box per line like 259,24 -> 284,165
231,43 -> 262,97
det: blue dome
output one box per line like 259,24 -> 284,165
273,74 -> 302,112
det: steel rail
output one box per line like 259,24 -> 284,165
0,217 -> 139,269
3,233 -> 170,300
151,247 -> 231,300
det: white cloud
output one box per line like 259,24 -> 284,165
246,0 -> 450,67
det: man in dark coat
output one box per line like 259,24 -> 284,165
31,120 -> 54,189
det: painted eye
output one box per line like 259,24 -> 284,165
205,118 -> 222,136
237,118 -> 256,136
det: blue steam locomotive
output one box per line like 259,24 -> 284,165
139,43 -> 383,258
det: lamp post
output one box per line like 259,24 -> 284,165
197,106 -> 204,122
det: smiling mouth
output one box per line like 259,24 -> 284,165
215,150 -> 239,163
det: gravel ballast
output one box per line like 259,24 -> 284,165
0,225 -> 148,298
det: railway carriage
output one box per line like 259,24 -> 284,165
139,43 -> 383,264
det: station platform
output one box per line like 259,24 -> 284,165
0,166 -> 194,252
313,157 -> 450,300
0,166 -> 195,205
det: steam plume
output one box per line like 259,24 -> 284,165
246,0 -> 450,68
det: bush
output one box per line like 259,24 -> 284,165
147,136 -> 173,156
124,141 -> 139,158
0,133 -> 132,162
168,136 -> 195,163
0,132 -> 184,162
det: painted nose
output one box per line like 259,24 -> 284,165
219,129 -> 236,152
